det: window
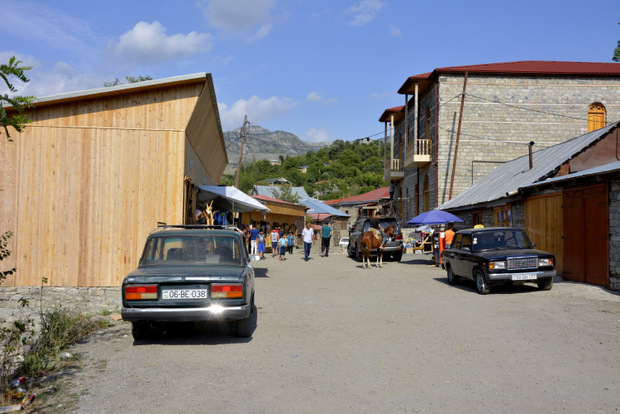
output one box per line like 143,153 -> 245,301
494,205 -> 512,227
587,103 -> 606,132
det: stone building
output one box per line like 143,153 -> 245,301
380,61 -> 620,227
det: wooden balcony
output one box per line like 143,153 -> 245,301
384,158 -> 404,181
404,139 -> 431,168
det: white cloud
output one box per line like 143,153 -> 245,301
201,0 -> 276,42
389,24 -> 401,37
219,95 -> 298,130
347,0 -> 384,26
306,127 -> 331,143
108,21 -> 212,64
306,91 -> 337,106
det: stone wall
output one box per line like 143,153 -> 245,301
0,286 -> 121,329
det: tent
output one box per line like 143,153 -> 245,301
197,186 -> 269,215
300,198 -> 349,218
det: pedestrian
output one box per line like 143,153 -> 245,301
249,224 -> 260,255
270,227 -> 280,257
445,223 -> 455,249
301,222 -> 314,261
278,236 -> 287,261
195,203 -> 207,224
320,220 -> 332,257
257,229 -> 266,260
287,232 -> 295,254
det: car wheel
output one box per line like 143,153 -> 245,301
446,265 -> 458,285
355,244 -> 362,262
131,322 -> 152,341
392,251 -> 403,262
474,269 -> 490,295
347,243 -> 354,258
537,278 -> 553,291
236,303 -> 255,338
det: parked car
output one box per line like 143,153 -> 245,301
441,227 -> 555,294
121,224 -> 256,340
338,237 -> 349,248
347,217 -> 403,262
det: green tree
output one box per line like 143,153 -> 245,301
1,57 -> 34,141
270,183 -> 302,203
613,22 -> 620,62
103,75 -> 153,87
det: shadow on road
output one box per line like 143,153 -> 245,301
131,305 -> 260,346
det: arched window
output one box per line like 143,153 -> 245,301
587,103 -> 606,132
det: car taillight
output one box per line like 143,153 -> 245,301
125,285 -> 157,300
211,284 -> 243,298
395,234 -> 402,240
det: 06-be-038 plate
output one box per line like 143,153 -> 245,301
162,289 -> 208,300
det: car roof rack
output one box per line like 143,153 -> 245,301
151,223 -> 243,234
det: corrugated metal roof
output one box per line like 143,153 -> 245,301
252,185 -> 311,201
520,160 -> 620,189
324,187 -> 390,206
21,73 -> 210,109
439,121 -> 620,211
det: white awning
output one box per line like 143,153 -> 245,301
197,186 -> 269,214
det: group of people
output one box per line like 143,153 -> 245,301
300,220 -> 333,261
247,224 -> 296,261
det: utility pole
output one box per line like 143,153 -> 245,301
235,115 -> 248,188
448,71 -> 468,200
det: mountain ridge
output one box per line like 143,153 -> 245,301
223,125 -> 329,168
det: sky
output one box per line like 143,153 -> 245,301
1,0 -> 619,143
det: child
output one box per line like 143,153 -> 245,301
257,229 -> 266,260
287,232 -> 295,254
270,228 -> 279,257
278,236 -> 287,261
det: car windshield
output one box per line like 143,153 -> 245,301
472,230 -> 533,252
139,234 -> 243,266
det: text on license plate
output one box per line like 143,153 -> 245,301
511,274 -> 537,281
162,289 -> 208,300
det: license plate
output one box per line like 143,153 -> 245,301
162,289 -> 208,300
511,274 -> 537,281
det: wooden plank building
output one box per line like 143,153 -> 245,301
1,73 -> 227,287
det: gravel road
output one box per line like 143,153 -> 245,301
31,247 -> 620,413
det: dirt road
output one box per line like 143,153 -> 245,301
32,249 -> 620,413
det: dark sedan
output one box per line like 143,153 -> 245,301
121,225 -> 256,339
441,227 -> 555,294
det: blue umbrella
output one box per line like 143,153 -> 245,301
408,209 -> 463,225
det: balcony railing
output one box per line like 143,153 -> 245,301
404,139 -> 431,167
384,158 -> 404,181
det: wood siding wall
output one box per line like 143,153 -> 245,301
1,80 -> 222,287
525,192 -> 564,274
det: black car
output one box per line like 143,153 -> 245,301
121,224 -> 256,340
441,227 -> 555,294
347,217 -> 404,262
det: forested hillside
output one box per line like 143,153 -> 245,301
220,139 -> 387,200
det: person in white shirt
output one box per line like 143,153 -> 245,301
301,222 -> 315,261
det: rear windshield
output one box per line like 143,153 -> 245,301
140,234 -> 243,266
362,218 -> 399,232
472,230 -> 533,252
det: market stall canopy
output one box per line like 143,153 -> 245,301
408,209 -> 463,226
197,186 -> 269,214
300,198 -> 349,218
